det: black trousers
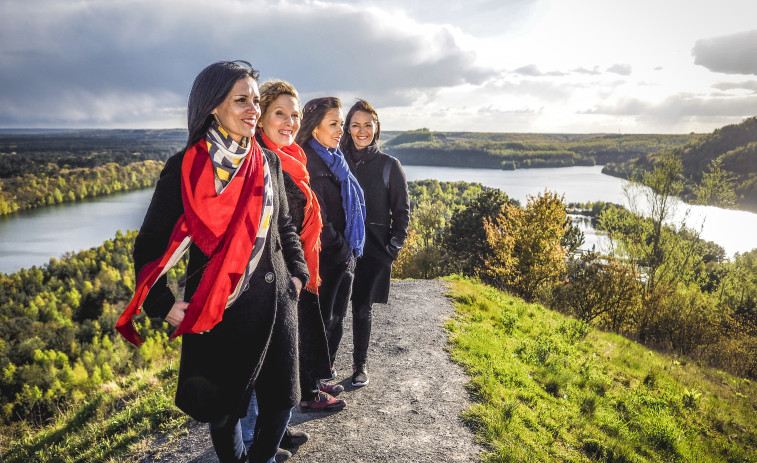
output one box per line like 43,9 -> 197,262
350,253 -> 392,366
318,256 -> 355,366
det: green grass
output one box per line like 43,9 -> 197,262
444,275 -> 757,463
1,356 -> 189,462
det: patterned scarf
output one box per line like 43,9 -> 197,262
207,120 -> 250,190
116,126 -> 273,346
308,138 -> 366,257
257,130 -> 322,293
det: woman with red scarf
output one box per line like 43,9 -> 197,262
116,61 -> 308,463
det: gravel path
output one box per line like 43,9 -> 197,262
138,279 -> 483,462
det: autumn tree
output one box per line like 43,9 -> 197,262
444,189 -> 513,277
553,252 -> 642,333
484,190 -> 571,300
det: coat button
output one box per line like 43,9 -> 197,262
265,272 -> 275,283
243,282 -> 250,292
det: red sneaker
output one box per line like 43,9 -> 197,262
299,391 -> 346,412
318,380 -> 344,395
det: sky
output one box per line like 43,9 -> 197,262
1,0 -> 756,134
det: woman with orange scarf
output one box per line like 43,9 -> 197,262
240,81 -> 347,456
116,61 -> 308,463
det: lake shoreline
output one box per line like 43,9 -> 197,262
1,164 -> 755,274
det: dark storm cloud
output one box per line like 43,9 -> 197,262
0,0 -> 495,127
693,29 -> 757,75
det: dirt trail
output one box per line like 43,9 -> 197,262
138,279 -> 483,462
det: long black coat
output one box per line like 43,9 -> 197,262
133,147 -> 308,422
345,144 -> 410,304
268,139 -> 332,383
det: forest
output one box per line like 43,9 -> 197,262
0,130 -> 185,215
604,116 -> 757,212
381,128 -> 697,169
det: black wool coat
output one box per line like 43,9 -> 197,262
133,147 -> 309,422
345,144 -> 410,304
263,135 -> 331,384
302,141 -> 353,269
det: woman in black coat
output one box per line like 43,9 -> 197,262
116,61 -> 308,463
340,99 -> 410,387
295,97 -> 366,385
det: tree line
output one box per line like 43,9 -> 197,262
0,129 -> 185,215
0,161 -> 164,215
0,231 -> 185,428
604,116 -> 757,212
382,128 -> 696,170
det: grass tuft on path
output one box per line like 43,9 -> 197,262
444,275 -> 757,463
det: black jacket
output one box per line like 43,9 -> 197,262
345,144 -> 410,305
303,142 -> 353,269
345,144 -> 409,262
133,147 -> 308,421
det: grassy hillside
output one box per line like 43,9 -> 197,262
445,276 -> 757,463
1,358 -> 187,462
5,276 -> 755,462
604,116 -> 757,212
381,129 -> 695,170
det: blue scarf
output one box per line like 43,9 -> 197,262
309,138 -> 366,257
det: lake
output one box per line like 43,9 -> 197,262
0,165 -> 755,274
402,165 -> 757,258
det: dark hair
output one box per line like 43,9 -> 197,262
185,60 -> 260,149
340,99 -> 381,152
295,97 -> 342,148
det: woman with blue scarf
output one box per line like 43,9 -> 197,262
295,97 -> 365,396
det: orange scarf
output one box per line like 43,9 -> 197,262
258,130 -> 322,293
116,138 -> 269,345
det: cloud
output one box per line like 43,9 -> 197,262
573,66 -> 602,75
582,93 -> 757,119
513,64 -> 567,77
0,0 -> 495,127
337,0 -> 544,37
514,64 -> 543,76
712,80 -> 757,93
606,64 -> 632,76
693,29 -> 757,75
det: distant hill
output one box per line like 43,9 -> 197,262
604,117 -> 757,211
380,128 -> 695,170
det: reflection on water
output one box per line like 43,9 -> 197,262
569,214 -> 612,254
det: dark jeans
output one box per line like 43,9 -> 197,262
319,256 -> 355,366
352,301 -> 372,366
210,401 -> 291,463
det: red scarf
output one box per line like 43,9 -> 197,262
259,130 -> 322,293
116,138 -> 267,346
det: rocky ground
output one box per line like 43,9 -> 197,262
136,279 -> 483,462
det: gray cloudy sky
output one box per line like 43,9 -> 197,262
1,0 -> 755,133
